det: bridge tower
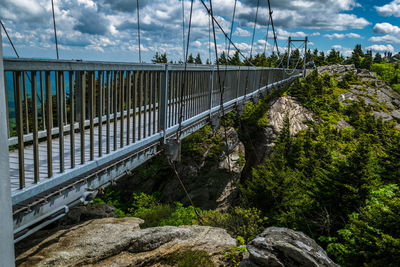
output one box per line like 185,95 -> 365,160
0,30 -> 16,266
286,36 -> 308,77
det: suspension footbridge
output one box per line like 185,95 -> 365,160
0,0 -> 309,265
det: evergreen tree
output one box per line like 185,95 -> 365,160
374,53 -> 383,63
350,44 -> 364,68
195,53 -> 202,64
151,52 -> 168,63
228,51 -> 242,66
327,49 -> 344,65
216,51 -> 228,65
362,50 -> 373,70
187,53 -> 195,64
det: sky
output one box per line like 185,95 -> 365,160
1,0 -> 400,63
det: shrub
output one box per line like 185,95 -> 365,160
164,250 -> 213,267
202,207 -> 267,242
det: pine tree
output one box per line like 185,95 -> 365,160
195,53 -> 202,64
374,53 -> 383,63
187,53 -> 195,64
228,51 -> 242,66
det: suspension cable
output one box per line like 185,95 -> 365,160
199,0 -> 255,67
208,11 -> 211,64
0,20 -> 19,58
249,0 -> 260,60
263,15 -> 271,56
244,0 -> 260,96
267,0 -> 279,56
182,0 -> 185,62
136,0 -> 142,63
167,159 -> 204,224
51,0 -> 59,59
177,0 -> 194,139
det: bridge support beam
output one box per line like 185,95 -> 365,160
0,30 -> 16,266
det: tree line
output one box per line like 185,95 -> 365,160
150,44 -> 399,70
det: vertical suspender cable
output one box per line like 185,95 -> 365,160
182,0 -> 185,62
177,0 -> 194,139
199,0 -> 255,66
136,0 -> 142,63
249,0 -> 260,60
263,15 -> 271,56
0,20 -> 19,58
51,0 -> 59,59
267,0 -> 279,56
208,11 -> 211,64
244,0 -> 260,96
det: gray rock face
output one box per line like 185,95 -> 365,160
16,218 -> 236,267
373,111 -> 393,121
117,126 -> 245,211
59,204 -> 115,225
257,96 -> 314,160
317,64 -> 356,77
242,227 -> 338,267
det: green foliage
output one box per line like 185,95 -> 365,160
202,207 -> 267,242
241,69 -> 400,266
371,62 -> 400,94
182,125 -> 224,164
151,52 -> 168,63
92,187 -> 127,218
327,184 -> 400,266
128,192 -> 175,228
195,53 -> 202,64
327,49 -> 344,65
164,250 -> 213,267
225,238 -> 248,267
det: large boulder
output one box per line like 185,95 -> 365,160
241,227 -> 338,267
16,217 -> 236,267
59,204 -> 115,225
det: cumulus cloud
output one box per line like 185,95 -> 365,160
331,45 -> 353,56
324,33 -> 361,39
375,0 -> 400,17
369,35 -> 400,45
373,22 -> 400,35
276,28 -> 307,40
0,0 -> 372,61
365,44 -> 395,53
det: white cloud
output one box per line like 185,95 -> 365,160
365,44 -> 395,53
375,0 -> 400,17
369,35 -> 400,45
331,45 -> 353,57
234,27 -> 251,37
276,28 -> 307,40
373,22 -> 400,35
324,33 -> 361,39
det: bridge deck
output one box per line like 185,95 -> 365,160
9,110 -> 162,192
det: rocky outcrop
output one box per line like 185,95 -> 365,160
117,126 -> 245,211
16,217 -> 236,267
317,64 -> 356,77
245,96 -> 314,169
240,227 -> 338,267
59,204 -> 115,225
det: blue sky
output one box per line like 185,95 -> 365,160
1,0 -> 400,62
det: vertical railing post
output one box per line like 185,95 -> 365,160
0,29 -> 16,267
160,64 -> 169,143
208,65 -> 214,117
236,67 -> 241,104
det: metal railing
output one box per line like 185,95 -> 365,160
3,58 -> 299,192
